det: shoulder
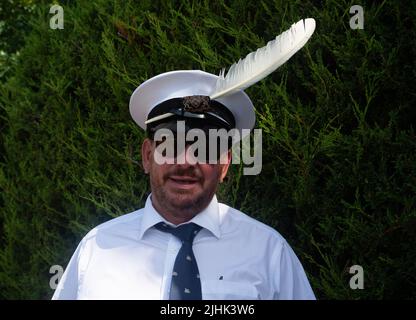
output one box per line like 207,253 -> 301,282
81,208 -> 144,244
218,202 -> 287,245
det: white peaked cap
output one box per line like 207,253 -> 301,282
129,70 -> 256,138
129,18 -> 316,138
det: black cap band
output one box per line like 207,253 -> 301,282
146,96 -> 236,134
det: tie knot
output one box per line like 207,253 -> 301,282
155,222 -> 202,243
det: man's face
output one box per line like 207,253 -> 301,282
141,138 -> 231,223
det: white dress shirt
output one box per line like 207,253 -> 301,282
52,194 -> 315,300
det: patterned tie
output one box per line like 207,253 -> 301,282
155,222 -> 203,300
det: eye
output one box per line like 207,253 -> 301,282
154,136 -> 175,158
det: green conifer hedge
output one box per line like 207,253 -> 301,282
1,0 -> 415,299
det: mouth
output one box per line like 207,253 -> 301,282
167,175 -> 200,190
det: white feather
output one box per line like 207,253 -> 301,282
210,18 -> 316,99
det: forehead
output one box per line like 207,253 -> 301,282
150,119 -> 231,135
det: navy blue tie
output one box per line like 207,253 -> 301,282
155,222 -> 203,300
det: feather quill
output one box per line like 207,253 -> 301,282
210,18 -> 316,99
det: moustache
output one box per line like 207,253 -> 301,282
164,167 -> 203,182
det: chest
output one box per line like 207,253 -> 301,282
77,236 -> 272,299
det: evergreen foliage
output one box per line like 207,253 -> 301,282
0,0 -> 415,299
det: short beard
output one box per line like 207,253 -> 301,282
151,182 -> 212,219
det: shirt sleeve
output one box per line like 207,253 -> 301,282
273,240 -> 316,300
51,239 -> 85,300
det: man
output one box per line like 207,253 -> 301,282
52,70 -> 315,300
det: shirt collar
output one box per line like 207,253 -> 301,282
138,193 -> 221,240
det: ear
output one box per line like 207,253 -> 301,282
219,150 -> 232,182
141,138 -> 153,174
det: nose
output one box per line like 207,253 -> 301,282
176,144 -> 199,165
